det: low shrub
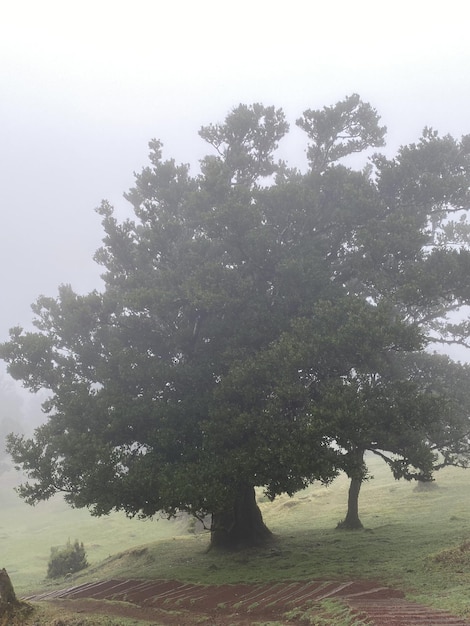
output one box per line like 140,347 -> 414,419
47,539 -> 88,579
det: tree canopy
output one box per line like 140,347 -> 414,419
2,95 -> 470,547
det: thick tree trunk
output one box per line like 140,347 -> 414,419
337,448 -> 365,530
210,484 -> 272,550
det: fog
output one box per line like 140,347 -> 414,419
1,0 -> 470,426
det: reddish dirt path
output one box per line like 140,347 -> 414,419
24,578 -> 470,625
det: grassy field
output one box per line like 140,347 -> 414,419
2,454 -> 470,622
0,470 -> 189,594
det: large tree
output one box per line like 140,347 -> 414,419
2,96 -> 470,548
0,104 -> 326,547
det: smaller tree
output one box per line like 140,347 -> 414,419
330,352 -> 470,530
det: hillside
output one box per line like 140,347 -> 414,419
2,455 -> 470,619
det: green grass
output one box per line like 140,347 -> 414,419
0,470 -> 189,594
2,601 -> 167,626
3,454 -> 470,621
286,598 -> 371,625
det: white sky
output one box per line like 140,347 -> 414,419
1,0 -> 470,346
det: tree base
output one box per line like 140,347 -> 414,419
210,485 -> 273,551
336,518 -> 364,530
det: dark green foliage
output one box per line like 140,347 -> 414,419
296,93 -> 386,171
1,96 -> 470,546
47,539 -> 88,579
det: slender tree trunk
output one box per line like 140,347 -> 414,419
210,484 -> 272,550
337,476 -> 364,529
337,448 -> 365,530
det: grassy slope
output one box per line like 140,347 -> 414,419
2,455 -> 470,618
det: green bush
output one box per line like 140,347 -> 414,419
47,539 -> 88,579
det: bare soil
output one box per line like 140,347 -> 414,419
24,578 -> 470,625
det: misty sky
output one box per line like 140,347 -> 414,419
1,0 -> 470,347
